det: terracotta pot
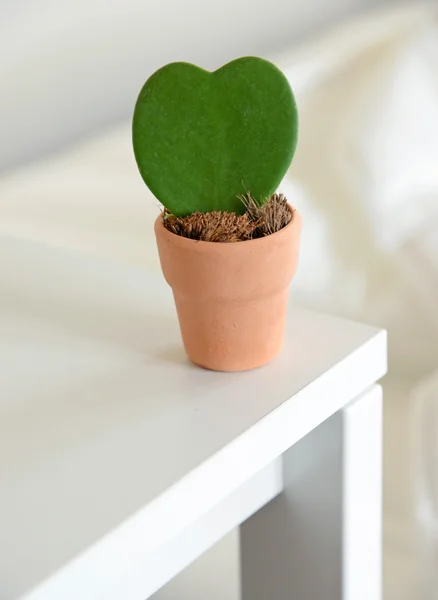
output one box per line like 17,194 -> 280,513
154,207 -> 301,371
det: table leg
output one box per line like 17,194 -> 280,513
240,384 -> 382,600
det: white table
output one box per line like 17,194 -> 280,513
0,239 -> 387,600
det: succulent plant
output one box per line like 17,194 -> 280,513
132,56 -> 298,217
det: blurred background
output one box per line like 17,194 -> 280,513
1,0 -> 438,599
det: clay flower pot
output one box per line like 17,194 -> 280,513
155,207 -> 301,372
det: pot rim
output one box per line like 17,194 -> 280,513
155,203 -> 301,250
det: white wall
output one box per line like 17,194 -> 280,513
0,0 -> 396,171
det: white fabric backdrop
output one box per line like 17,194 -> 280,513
0,0 -> 390,171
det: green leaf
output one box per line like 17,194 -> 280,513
132,56 -> 298,216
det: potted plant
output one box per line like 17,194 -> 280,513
132,56 -> 301,371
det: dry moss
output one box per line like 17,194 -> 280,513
163,210 -> 256,242
163,193 -> 293,242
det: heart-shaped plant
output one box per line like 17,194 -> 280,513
132,56 -> 298,216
